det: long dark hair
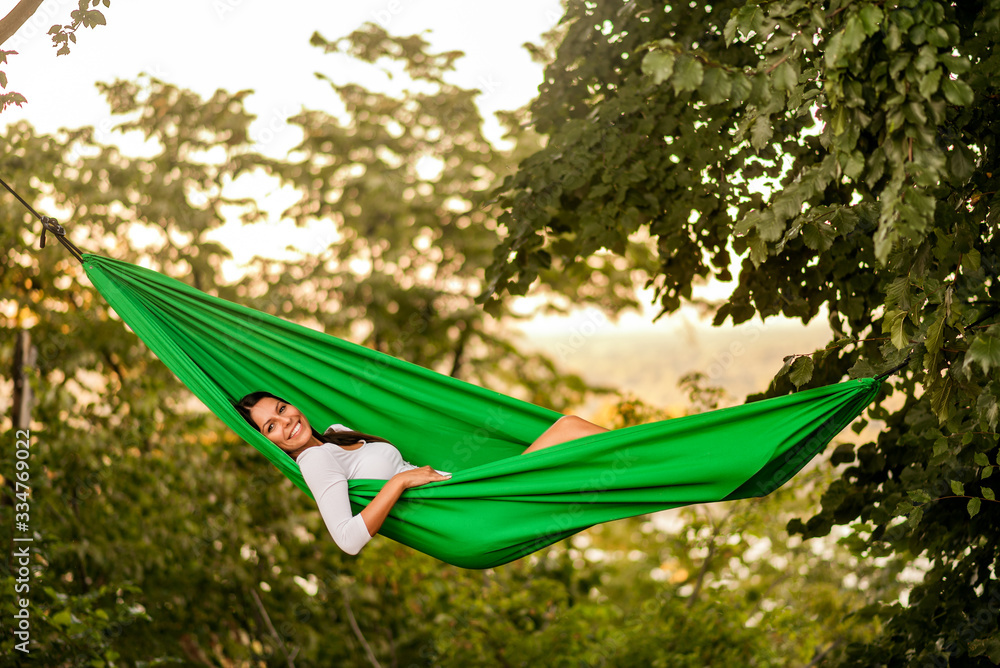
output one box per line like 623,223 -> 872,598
235,391 -> 391,451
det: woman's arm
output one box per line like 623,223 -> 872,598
301,449 -> 449,555
300,449 -> 374,555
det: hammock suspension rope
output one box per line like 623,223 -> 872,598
1,175 -> 85,263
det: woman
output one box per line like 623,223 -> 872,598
236,392 -> 607,555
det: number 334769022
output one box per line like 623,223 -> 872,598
15,430 -> 31,518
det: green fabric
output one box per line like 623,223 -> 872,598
83,253 -> 882,569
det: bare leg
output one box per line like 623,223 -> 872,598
521,416 -> 609,455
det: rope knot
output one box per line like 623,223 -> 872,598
40,216 -> 66,235
39,216 -> 66,249
1,176 -> 84,262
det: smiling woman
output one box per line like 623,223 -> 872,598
235,391 -> 449,555
235,391 -> 608,555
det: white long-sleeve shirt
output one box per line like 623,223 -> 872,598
296,424 -> 448,555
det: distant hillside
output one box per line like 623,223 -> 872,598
514,314 -> 836,415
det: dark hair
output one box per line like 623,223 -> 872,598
235,391 -> 391,452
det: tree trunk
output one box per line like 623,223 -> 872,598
12,329 -> 36,431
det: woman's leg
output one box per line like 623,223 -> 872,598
521,416 -> 609,455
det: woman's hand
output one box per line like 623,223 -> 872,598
359,467 -> 451,540
395,466 -> 451,490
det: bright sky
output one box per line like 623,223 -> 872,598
1,0 -> 563,143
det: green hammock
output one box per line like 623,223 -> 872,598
83,253 -> 882,569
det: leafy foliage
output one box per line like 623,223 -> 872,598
0,49 -> 26,113
0,0 -> 110,115
484,0 -> 1000,664
47,0 -> 110,57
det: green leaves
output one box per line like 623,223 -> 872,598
0,90 -> 26,113
788,356 -> 814,388
772,61 -> 797,92
641,50 -> 675,85
50,609 -> 76,628
925,311 -> 946,355
725,4 -> 764,45
881,310 -> 910,350
928,375 -> 957,423
750,115 -> 773,150
859,5 -> 884,36
826,14 -> 867,68
962,248 -> 982,275
775,354 -> 815,388
39,0 -> 111,61
700,66 -> 733,105
671,55 -> 704,94
918,67 -> 942,99
940,53 -> 971,74
84,10 -> 106,27
968,635 -> 1000,663
948,142 -> 976,183
964,327 -> 1000,374
0,50 -> 25,113
978,390 -> 1000,431
640,49 -> 703,95
941,78 -> 975,106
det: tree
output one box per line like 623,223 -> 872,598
483,0 -> 1000,664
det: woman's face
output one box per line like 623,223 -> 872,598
249,397 -> 313,451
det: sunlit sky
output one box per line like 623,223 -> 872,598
2,0 -> 817,346
2,0 -> 562,141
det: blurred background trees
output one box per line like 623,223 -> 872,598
2,1 -> 998,665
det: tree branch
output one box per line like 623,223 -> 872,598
807,638 -> 844,667
340,585 -> 382,668
449,320 -> 470,378
249,588 -> 297,668
686,531 -> 717,608
686,505 -> 736,609
0,0 -> 45,47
